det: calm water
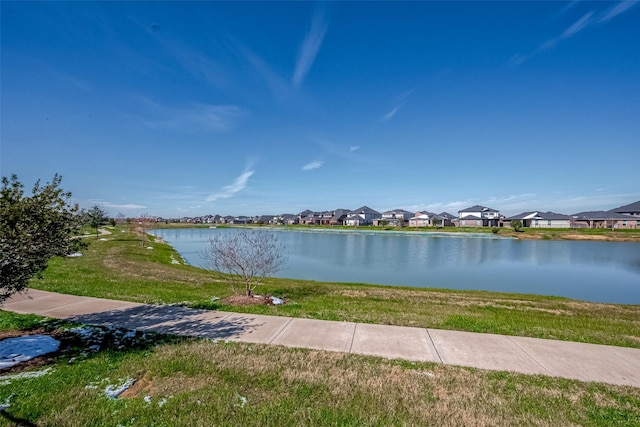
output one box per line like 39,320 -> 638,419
150,228 -> 640,304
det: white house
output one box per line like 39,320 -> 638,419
505,211 -> 570,228
409,211 -> 439,227
456,205 -> 501,227
374,209 -> 413,226
344,206 -> 381,226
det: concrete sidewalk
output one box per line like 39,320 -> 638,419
3,289 -> 639,388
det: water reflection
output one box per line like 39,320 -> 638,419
150,228 -> 640,304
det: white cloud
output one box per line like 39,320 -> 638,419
510,1 -> 638,67
104,203 -> 147,210
134,96 -> 248,133
293,8 -> 328,88
599,0 -> 638,23
380,87 -> 417,122
91,201 -> 147,210
560,11 -> 594,38
302,159 -> 324,171
381,107 -> 398,122
206,167 -> 254,202
349,146 -> 360,152
234,40 -> 293,101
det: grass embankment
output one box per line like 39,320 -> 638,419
2,311 -> 640,426
25,227 -> 640,348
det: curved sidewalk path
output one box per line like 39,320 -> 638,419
4,289 -> 639,388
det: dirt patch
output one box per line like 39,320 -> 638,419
222,294 -> 282,306
120,373 -> 155,398
562,234 -> 610,241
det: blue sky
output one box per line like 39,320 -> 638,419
2,1 -> 639,218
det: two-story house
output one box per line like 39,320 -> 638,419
374,209 -> 413,226
344,206 -> 381,226
456,205 -> 502,227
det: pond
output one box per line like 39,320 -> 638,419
150,227 -> 640,304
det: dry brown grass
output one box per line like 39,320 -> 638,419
110,340 -> 639,426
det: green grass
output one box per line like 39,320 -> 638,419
24,227 -> 640,348
1,310 -> 639,427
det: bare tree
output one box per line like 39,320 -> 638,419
131,213 -> 154,246
202,230 -> 287,296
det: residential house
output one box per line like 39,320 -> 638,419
298,209 -> 318,225
329,209 -> 350,226
570,211 -> 638,229
279,214 -> 298,225
344,206 -> 381,226
438,212 -> 456,226
609,200 -> 640,217
374,209 -> 413,226
228,216 -> 251,224
505,211 -> 571,228
408,211 -> 439,227
456,205 -> 502,227
255,215 -> 277,224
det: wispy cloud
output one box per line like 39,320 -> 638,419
349,146 -> 360,152
88,201 -> 147,212
381,107 -> 398,122
511,1 -> 637,66
233,39 -> 293,101
302,159 -> 324,171
206,166 -> 255,202
560,11 -> 594,38
293,7 -> 328,88
598,0 -> 638,23
380,87 -> 417,122
104,202 -> 147,210
134,96 -> 249,133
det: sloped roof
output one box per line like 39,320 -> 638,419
458,215 -> 482,221
538,211 -> 570,220
331,209 -> 349,221
571,211 -> 632,220
458,205 -> 499,213
438,212 -> 456,219
350,206 -> 380,215
505,211 -> 536,220
383,209 -> 413,215
506,211 -> 569,221
608,200 -> 640,214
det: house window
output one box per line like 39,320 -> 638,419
623,221 -> 627,227
637,220 -> 640,226
548,220 -> 552,226
535,220 -> 539,226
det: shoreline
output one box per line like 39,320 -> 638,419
151,223 -> 640,242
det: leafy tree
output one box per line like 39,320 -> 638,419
511,219 -> 524,232
87,204 -> 109,239
202,230 -> 287,296
0,174 -> 84,304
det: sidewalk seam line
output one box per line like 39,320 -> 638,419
425,329 -> 443,364
507,337 -> 553,375
348,323 -> 358,354
601,345 -> 638,365
267,317 -> 293,344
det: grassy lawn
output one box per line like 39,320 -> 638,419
23,227 -> 640,349
2,310 -> 639,427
